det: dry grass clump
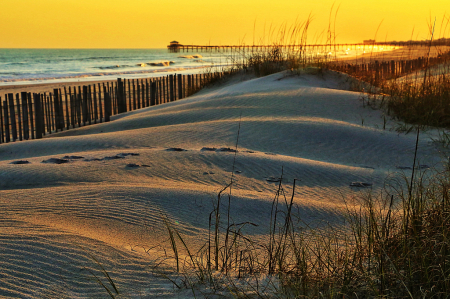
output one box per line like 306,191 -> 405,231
157,26 -> 450,297
158,158 -> 450,298
88,16 -> 450,299
222,16 -> 336,78
383,62 -> 450,128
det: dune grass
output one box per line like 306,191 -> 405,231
154,21 -> 450,298
156,136 -> 450,298
85,17 -> 450,298
382,62 -> 450,128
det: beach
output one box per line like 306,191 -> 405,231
1,44 -> 447,97
0,64 -> 443,297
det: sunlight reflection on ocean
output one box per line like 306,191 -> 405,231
0,45 -> 400,86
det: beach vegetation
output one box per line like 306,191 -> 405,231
154,131 -> 450,298
150,18 -> 450,297
87,14 -> 450,299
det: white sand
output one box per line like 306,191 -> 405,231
0,69 -> 442,298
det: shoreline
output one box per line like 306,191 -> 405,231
0,79 -> 120,97
0,67 -> 214,96
1,45 -> 448,97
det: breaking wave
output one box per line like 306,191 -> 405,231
0,64 -> 229,85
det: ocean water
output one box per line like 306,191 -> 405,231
0,48 -> 231,86
0,45 -> 401,86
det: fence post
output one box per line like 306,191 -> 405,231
50,93 -> 56,132
150,81 -> 156,106
104,87 -> 111,122
89,85 -> 94,123
93,84 -> 98,124
3,100 -> 10,143
166,76 -> 169,103
82,86 -> 88,126
137,82 -> 141,110
0,98 -> 3,143
27,93 -> 34,139
53,89 -> 61,131
21,92 -> 29,140
127,79 -> 132,112
188,75 -> 192,96
178,74 -> 183,100
70,87 -> 76,128
58,88 -> 64,130
142,80 -> 146,108
146,80 -> 150,107
8,94 -> 17,141
69,93 -> 75,129
374,60 -> 380,84
98,84 -> 103,123
162,77 -> 166,104
117,78 -> 126,113
33,93 -> 43,139
132,80 -> 137,110
157,79 -> 161,104
169,75 -> 174,102
63,87 -> 69,129
42,94 -> 48,134
154,79 -> 158,105
15,93 -> 23,141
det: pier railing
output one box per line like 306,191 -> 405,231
0,71 -> 234,145
168,41 -> 450,53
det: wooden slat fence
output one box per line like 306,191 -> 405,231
0,71 -> 233,145
329,50 -> 450,85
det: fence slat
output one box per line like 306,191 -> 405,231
104,87 -> 111,122
98,84 -> 103,123
21,92 -> 29,140
0,97 -> 3,143
169,75 -> 174,102
64,87 -> 70,129
127,79 -> 132,112
150,81 -> 156,106
2,100 -> 9,143
28,93 -> 34,139
8,94 -> 17,141
53,89 -> 60,131
15,93 -> 23,141
0,71 -> 237,144
146,80 -> 150,107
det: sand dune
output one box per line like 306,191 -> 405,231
0,69 -> 442,298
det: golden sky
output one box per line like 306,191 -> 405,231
0,0 -> 448,48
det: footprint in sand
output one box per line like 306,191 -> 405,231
266,176 -> 281,182
166,148 -> 187,152
83,158 -> 103,162
63,155 -> 84,160
84,153 -> 140,161
104,153 -> 140,160
10,160 -> 31,165
216,147 -> 237,153
42,158 -> 70,164
126,163 -> 140,168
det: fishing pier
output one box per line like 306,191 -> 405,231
167,40 -> 447,53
